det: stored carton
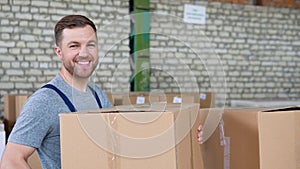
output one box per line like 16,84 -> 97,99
3,94 -> 42,169
193,106 -> 300,169
60,104 -> 199,169
4,94 -> 31,136
107,92 -> 214,108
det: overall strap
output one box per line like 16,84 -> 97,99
42,84 -> 77,112
88,86 -> 103,109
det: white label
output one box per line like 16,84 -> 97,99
184,4 -> 206,24
136,96 -> 145,104
173,97 -> 182,103
200,93 -> 207,100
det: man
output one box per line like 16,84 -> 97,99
0,15 -> 112,169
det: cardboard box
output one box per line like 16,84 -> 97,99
258,106 -> 300,169
4,94 -> 31,135
106,92 -> 160,106
3,94 -> 42,169
4,94 -> 17,127
193,106 -> 300,169
122,92 -> 160,105
28,151 -> 42,169
199,92 -> 214,108
15,95 -> 30,117
107,92 -> 214,108
60,104 -> 199,169
162,92 -> 199,104
163,92 -> 214,108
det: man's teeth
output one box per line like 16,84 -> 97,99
77,61 -> 89,65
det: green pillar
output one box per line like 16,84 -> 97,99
129,0 -> 150,92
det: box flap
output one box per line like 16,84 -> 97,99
261,105 -> 300,112
59,103 -> 199,115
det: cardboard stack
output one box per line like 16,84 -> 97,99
106,92 -> 214,108
4,94 -> 31,137
193,106 -> 300,169
59,104 -> 200,169
3,94 -> 42,169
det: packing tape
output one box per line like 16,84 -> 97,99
219,119 -> 226,146
219,119 -> 231,169
223,137 -> 230,169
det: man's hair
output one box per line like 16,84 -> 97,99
54,15 -> 97,45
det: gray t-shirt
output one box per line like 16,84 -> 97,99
8,74 -> 112,169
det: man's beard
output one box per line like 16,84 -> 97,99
64,61 -> 97,79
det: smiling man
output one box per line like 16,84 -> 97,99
0,15 -> 112,169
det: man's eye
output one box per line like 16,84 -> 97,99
69,45 -> 78,49
88,44 -> 96,48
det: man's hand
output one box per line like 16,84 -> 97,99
197,124 -> 203,144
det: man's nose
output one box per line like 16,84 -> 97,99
79,46 -> 88,57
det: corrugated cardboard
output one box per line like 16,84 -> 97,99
122,92 -> 160,105
28,151 -> 42,169
258,106 -> 300,169
193,106 -> 300,169
3,94 -> 42,169
15,95 -> 30,118
199,92 -> 214,108
4,94 -> 17,125
4,94 -> 31,136
162,92 -> 199,104
60,104 -> 199,169
107,92 -> 214,108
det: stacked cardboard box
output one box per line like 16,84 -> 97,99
192,106 -> 300,169
3,94 -> 42,169
60,104 -> 200,169
106,92 -> 214,108
4,94 -> 31,137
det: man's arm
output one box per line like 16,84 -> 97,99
0,142 -> 35,169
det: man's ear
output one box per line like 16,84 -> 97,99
55,45 -> 62,60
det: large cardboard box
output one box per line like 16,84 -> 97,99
4,94 -> 31,136
198,92 -> 214,108
258,106 -> 300,169
107,92 -> 214,108
193,106 -> 300,169
162,92 -> 199,104
106,92 -> 160,106
122,92 -> 160,105
3,94 -> 42,169
60,104 -> 199,169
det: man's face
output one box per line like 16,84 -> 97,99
55,25 -> 98,79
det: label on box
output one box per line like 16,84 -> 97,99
136,96 -> 145,104
200,93 -> 206,100
173,96 -> 182,103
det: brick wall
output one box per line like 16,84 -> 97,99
0,0 -> 300,116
